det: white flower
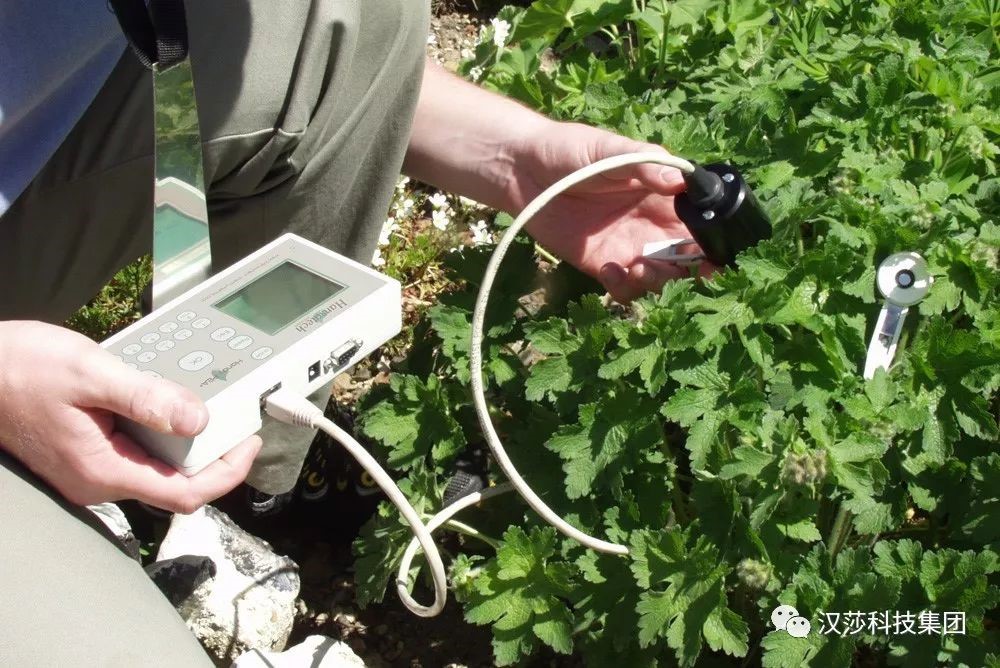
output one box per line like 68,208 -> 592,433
470,219 -> 492,245
391,197 -> 410,217
469,66 -> 484,82
428,192 -> 450,210
491,18 -> 510,48
378,218 -> 398,247
395,176 -> 410,191
460,47 -> 474,60
432,208 -> 451,231
458,195 -> 480,208
427,34 -> 437,46
371,247 -> 385,267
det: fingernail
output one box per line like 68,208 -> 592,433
171,401 -> 207,435
660,168 -> 685,186
600,263 -> 625,289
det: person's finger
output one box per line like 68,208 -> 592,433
599,262 -> 646,303
590,135 -> 688,196
628,258 -> 692,292
183,435 -> 263,510
75,350 -> 208,437
107,433 -> 262,514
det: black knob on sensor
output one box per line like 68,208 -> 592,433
675,163 -> 772,267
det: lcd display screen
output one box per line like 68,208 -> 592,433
213,261 -> 346,335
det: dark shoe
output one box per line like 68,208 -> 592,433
246,487 -> 294,517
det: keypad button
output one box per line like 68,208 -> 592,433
126,362 -> 138,369
211,327 -> 235,342
228,335 -> 253,350
122,344 -> 142,356
136,351 -> 157,364
159,322 -> 178,333
177,311 -> 196,322
174,329 -> 194,341
191,318 -> 211,329
250,347 -> 273,360
155,340 -> 176,352
178,351 -> 214,372
140,333 -> 161,344
143,370 -> 162,379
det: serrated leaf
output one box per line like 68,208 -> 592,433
525,356 -> 572,401
719,445 -> 775,479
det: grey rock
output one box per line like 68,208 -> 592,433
86,502 -> 141,562
152,505 -> 300,663
232,635 -> 366,668
145,554 -> 217,609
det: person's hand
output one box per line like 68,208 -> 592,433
508,120 -> 716,302
0,321 -> 261,513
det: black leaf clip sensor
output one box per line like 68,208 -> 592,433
673,163 -> 773,267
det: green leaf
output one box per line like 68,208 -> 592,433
761,631 -> 819,667
525,356 -> 572,401
361,375 -> 465,469
719,445 -> 775,479
465,527 -> 576,665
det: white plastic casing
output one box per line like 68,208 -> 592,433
102,233 -> 401,475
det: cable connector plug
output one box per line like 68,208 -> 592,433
263,388 -> 324,428
682,164 -> 725,208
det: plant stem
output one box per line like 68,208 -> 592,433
827,504 -> 853,559
534,244 -> 560,265
444,519 -> 502,550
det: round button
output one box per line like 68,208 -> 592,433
178,351 -> 214,372
159,322 -> 178,333
155,340 -> 176,352
250,347 -> 273,360
211,327 -> 235,342
177,311 -> 196,322
136,351 -> 157,364
143,370 -> 162,379
191,318 -> 211,330
174,329 -> 194,341
228,335 -> 253,350
140,333 -> 161,344
122,344 -> 142,356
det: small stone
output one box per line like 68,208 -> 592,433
87,502 -> 141,562
145,555 -> 217,608
232,635 -> 365,668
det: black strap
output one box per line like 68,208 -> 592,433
107,0 -> 189,70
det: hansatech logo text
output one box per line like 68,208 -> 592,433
296,298 -> 349,332
200,359 -> 244,387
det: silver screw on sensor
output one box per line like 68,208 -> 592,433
702,210 -> 715,220
722,173 -> 735,183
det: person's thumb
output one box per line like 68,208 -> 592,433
75,350 -> 209,437
596,136 -> 688,195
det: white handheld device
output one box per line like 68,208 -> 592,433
102,233 -> 401,475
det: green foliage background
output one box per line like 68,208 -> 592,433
354,1 -> 1000,665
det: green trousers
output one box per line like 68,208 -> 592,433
0,0 -> 429,664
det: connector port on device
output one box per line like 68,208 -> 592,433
307,361 -> 321,381
259,382 -> 282,412
331,339 -> 363,367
